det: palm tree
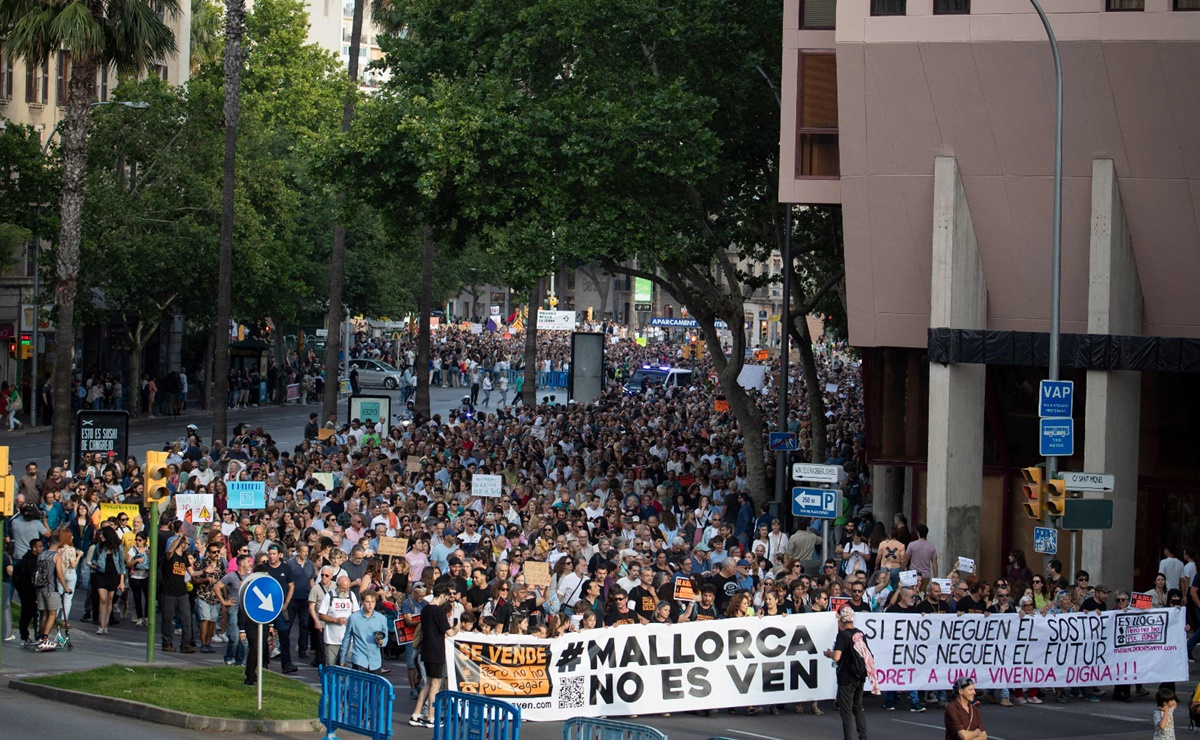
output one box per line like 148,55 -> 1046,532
190,0 -> 224,75
321,0 -> 366,425
0,0 -> 178,464
211,0 -> 245,446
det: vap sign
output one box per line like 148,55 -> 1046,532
1039,380 -> 1074,418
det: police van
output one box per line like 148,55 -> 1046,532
624,365 -> 694,393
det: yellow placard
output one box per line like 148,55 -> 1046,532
100,503 -> 142,522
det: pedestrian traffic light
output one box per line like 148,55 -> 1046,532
1044,478 -> 1068,517
1021,466 -> 1045,519
145,450 -> 170,504
18,332 -> 31,360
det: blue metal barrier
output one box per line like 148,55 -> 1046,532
434,691 -> 522,740
562,717 -> 667,740
319,665 -> 396,740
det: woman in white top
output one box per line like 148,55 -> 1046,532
841,529 -> 870,578
864,570 -> 892,612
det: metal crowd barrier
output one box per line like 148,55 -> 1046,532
434,691 -> 522,740
318,665 -> 395,740
562,717 -> 668,740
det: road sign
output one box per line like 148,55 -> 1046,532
239,572 -> 284,624
1061,499 -> 1114,530
1062,471 -> 1114,493
1039,417 -> 1074,456
769,432 -> 798,452
792,463 -> 841,483
792,487 -> 840,519
1039,380 -> 1074,418
1033,526 -> 1058,555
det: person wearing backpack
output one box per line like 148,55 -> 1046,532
34,535 -> 66,650
824,606 -> 880,740
12,539 -> 43,644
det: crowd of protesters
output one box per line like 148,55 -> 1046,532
0,323 -> 1193,733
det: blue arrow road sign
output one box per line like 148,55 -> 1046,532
792,487 -> 839,519
769,432 -> 798,452
240,573 -> 284,624
1038,380 -> 1074,418
1033,526 -> 1058,556
1039,417 -> 1074,457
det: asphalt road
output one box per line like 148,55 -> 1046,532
3,381 -> 533,471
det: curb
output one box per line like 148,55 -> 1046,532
8,679 -> 322,733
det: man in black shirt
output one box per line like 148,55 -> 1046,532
160,536 -> 196,653
955,582 -> 986,614
1080,584 -> 1109,613
825,607 -> 872,740
263,544 -> 297,674
412,583 -> 459,728
690,585 -> 720,621
435,557 -> 469,596
628,568 -> 659,624
846,581 -> 872,613
710,558 -> 740,614
919,582 -> 950,614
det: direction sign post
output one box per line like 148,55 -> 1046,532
792,487 -> 840,519
791,463 -> 841,484
1062,471 -> 1115,493
239,573 -> 285,710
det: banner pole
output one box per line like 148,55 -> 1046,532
257,623 -> 263,711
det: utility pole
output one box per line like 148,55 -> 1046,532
774,206 -> 794,520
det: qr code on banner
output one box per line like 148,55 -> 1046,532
558,676 -> 586,710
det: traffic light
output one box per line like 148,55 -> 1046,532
1045,478 -> 1068,517
586,307 -> 594,322
18,333 -> 31,360
0,446 -> 11,517
145,450 -> 170,504
1021,466 -> 1044,519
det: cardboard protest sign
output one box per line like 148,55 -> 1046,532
377,537 -> 409,557
673,577 -> 698,602
523,561 -> 551,587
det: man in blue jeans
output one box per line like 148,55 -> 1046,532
217,555 -> 253,666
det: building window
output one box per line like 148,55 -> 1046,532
871,0 -> 906,15
1175,0 -> 1200,9
41,64 -> 48,103
56,51 -> 69,107
933,0 -> 970,13
795,52 -> 839,178
99,66 -> 108,102
1,57 -> 12,102
1107,0 -> 1144,8
800,0 -> 836,29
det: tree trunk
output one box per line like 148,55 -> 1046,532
322,0 -> 365,424
49,55 -> 98,465
522,278 -> 542,407
213,0 -> 246,445
125,318 -> 160,419
415,225 -> 435,417
268,317 -> 287,404
789,317 -> 827,464
698,309 -> 770,512
202,330 -> 214,410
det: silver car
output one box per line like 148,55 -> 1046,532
349,358 -> 404,390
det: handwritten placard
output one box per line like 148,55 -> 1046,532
529,426 -> 546,441
523,560 -> 551,587
472,474 -> 503,498
377,537 -> 409,557
406,455 -> 423,474
673,577 -> 698,602
317,428 -> 335,441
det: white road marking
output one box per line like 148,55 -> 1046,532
893,719 -> 1005,739
721,730 -> 784,740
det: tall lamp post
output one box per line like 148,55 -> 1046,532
29,100 -> 148,428
1029,2 -> 1064,551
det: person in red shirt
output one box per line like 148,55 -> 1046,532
944,677 -> 987,740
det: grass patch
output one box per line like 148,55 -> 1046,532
28,665 -> 321,721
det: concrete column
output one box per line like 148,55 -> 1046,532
871,464 -> 904,531
926,156 -> 987,569
1082,159 -> 1142,586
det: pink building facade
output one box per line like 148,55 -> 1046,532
780,0 -> 1200,587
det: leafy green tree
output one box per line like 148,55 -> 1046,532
190,0 -> 224,75
1,0 -> 179,461
0,121 -> 56,269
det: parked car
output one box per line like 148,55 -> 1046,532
348,358 -> 404,390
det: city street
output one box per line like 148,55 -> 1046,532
2,382 -> 544,470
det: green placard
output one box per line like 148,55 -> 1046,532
1061,499 -> 1114,530
634,277 -> 653,304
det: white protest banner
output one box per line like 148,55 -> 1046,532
228,481 -> 265,510
858,609 -> 1188,692
448,613 -> 838,721
899,570 -> 919,587
472,474 -> 503,498
956,557 -> 976,574
175,493 -> 215,523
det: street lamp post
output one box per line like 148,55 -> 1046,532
1029,2 -> 1064,539
29,101 -> 148,427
